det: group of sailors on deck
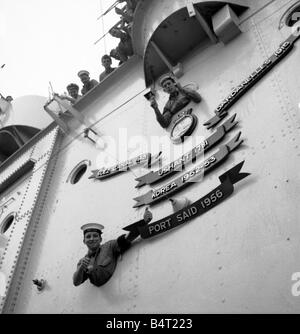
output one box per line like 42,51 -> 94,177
60,0 -> 138,105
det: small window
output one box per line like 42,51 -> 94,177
1,213 -> 15,234
285,4 -> 300,27
71,165 -> 87,184
67,160 -> 90,184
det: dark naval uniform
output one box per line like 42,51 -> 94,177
99,67 -> 116,81
163,87 -> 200,115
75,235 -> 130,287
156,87 -> 201,128
81,79 -> 99,95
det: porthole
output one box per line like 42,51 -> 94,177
67,160 -> 90,184
285,4 -> 300,27
279,2 -> 300,29
1,213 -> 16,234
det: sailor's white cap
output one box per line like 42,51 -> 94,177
159,73 -> 176,87
77,70 -> 90,77
81,223 -> 104,235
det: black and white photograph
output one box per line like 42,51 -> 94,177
0,0 -> 300,321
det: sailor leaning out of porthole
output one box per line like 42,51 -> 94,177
149,73 -> 202,128
73,208 -> 152,287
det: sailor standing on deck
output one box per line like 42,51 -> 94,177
149,74 -> 202,128
77,70 -> 99,95
54,83 -> 82,106
99,55 -> 116,82
109,27 -> 134,64
73,208 -> 152,287
66,83 -> 81,102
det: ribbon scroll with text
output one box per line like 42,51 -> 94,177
133,132 -> 243,207
135,114 -> 238,188
125,161 -> 250,239
203,32 -> 300,129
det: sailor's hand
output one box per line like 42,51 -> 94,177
150,96 -> 158,109
54,93 -> 66,100
80,257 -> 90,270
143,207 -> 153,223
86,264 -> 94,274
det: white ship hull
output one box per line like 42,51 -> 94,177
0,0 -> 300,313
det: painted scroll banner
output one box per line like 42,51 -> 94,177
133,132 -> 243,208
125,161 -> 250,239
203,32 -> 300,129
89,152 -> 161,180
135,114 -> 238,188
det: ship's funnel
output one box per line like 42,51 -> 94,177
4,95 -> 53,129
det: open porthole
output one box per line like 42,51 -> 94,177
1,213 -> 16,235
67,160 -> 91,184
285,3 -> 300,27
279,1 -> 300,29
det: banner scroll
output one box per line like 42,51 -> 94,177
89,152 -> 162,180
133,132 -> 243,207
125,161 -> 250,239
203,32 -> 300,129
135,114 -> 238,188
